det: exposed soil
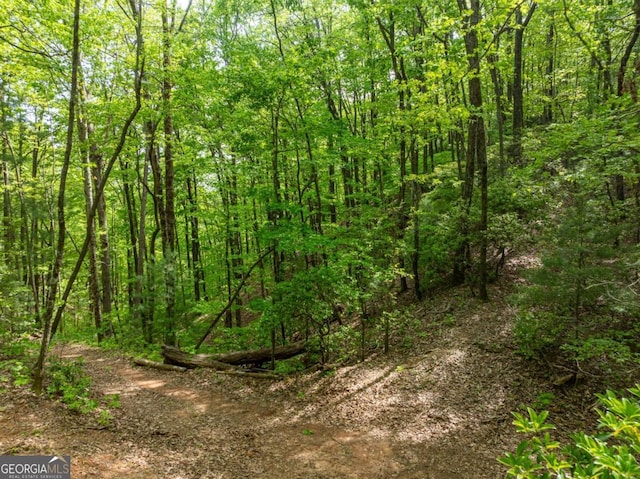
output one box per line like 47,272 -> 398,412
0,260 -> 628,478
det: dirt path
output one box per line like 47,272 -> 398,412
1,277 -> 568,478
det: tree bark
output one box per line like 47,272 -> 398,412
1,145 -> 12,269
163,341 -> 308,368
133,358 -> 187,372
376,12 -> 411,293
488,51 -> 506,175
543,21 -> 556,123
617,0 -> 640,97
138,154 -> 152,342
93,151 -> 113,319
161,0 -> 177,346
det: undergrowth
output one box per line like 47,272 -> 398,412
500,385 -> 640,478
45,357 -> 120,426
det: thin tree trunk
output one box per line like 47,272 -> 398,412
120,156 -> 138,310
228,163 -> 243,327
543,21 -> 556,123
1,149 -> 12,268
138,157 -> 151,342
488,51 -> 506,175
29,138 -> 42,326
33,0 -> 143,390
617,0 -> 640,97
410,137 -> 422,300
187,172 -> 205,301
376,12 -> 411,293
93,152 -> 112,319
77,79 -> 104,342
33,0 -> 81,393
456,0 -> 489,300
512,2 -> 537,164
161,1 -> 177,346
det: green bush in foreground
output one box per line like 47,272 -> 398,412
46,358 -> 98,414
500,386 -> 640,478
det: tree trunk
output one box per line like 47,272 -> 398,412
133,358 -> 187,372
488,51 -> 506,175
186,172 -> 205,302
410,137 -> 422,300
77,80 -> 104,342
161,2 -> 177,346
138,155 -> 152,343
617,0 -> 640,97
376,12 -> 411,293
228,163 -> 243,327
543,21 -> 556,124
1,147 -> 12,269
456,0 -> 489,300
120,156 -> 138,309
93,151 -> 113,319
33,0 -> 81,393
512,2 -> 537,165
33,0 -> 143,391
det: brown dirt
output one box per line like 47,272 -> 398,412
0,261 -> 623,478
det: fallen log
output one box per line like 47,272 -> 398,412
162,341 -> 308,368
133,358 -> 187,372
161,346 -> 240,370
216,370 -> 282,380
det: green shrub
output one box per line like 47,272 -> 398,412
500,385 -> 640,478
273,356 -> 306,374
0,358 -> 31,387
561,337 -> 637,365
0,333 -> 37,387
46,358 -> 98,414
513,311 -> 565,359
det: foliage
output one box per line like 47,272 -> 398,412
511,121 -> 640,363
531,392 -> 555,411
561,337 -> 638,365
513,311 -> 565,360
273,356 -> 307,374
0,0 -> 638,385
0,333 -> 37,387
46,358 -> 98,414
500,386 -> 640,478
0,358 -> 32,387
206,321 -> 268,354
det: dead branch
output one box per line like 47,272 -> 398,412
162,341 -> 308,369
133,358 -> 187,372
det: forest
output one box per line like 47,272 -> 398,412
1,0 -> 640,477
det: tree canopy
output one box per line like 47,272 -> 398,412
0,0 -> 639,388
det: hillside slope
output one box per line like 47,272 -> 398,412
0,258 -> 618,478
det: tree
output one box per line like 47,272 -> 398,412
454,0 -> 489,300
33,0 -> 81,393
511,1 -> 537,164
0,0 -> 636,376
31,0 -> 144,391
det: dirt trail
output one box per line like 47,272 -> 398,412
1,277 -> 558,478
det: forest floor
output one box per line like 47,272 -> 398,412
0,257 -> 626,478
